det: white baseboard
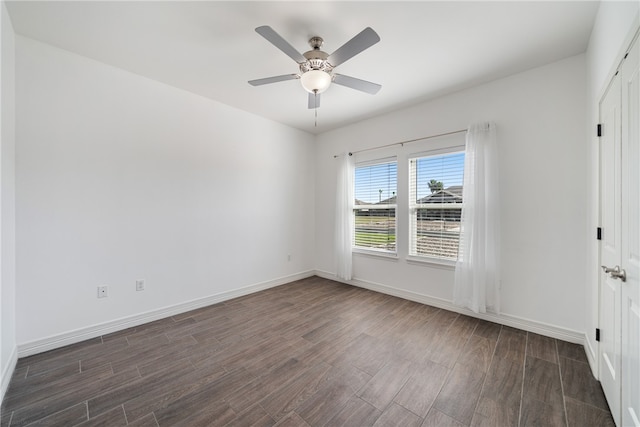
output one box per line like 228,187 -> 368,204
584,333 -> 599,378
1,344 -> 18,404
315,269 -> 584,344
18,270 -> 315,358
16,268 -> 586,359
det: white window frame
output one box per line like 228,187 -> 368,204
408,146 -> 465,264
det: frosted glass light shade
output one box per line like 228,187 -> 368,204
300,70 -> 331,94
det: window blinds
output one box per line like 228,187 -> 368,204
353,160 -> 397,252
409,152 -> 464,260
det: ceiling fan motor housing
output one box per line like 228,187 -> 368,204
300,46 -> 332,75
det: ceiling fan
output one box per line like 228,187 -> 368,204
248,26 -> 382,109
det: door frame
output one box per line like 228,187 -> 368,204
598,71 -> 622,425
594,17 -> 640,376
595,20 -> 640,426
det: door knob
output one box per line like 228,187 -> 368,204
601,265 -> 627,282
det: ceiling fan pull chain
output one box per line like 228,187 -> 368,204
314,91 -> 318,127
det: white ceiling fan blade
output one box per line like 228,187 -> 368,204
333,74 -> 381,94
308,92 -> 321,109
327,27 -> 380,67
248,74 -> 298,86
255,26 -> 306,64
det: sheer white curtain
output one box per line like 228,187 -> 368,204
335,153 -> 355,280
454,122 -> 501,314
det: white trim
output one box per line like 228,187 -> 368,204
585,332 -> 598,377
596,14 -> 640,106
405,255 -> 456,270
14,268 -> 586,360
315,269 -> 584,344
1,344 -> 18,404
17,270 -> 314,358
352,248 -> 399,260
592,15 -> 640,383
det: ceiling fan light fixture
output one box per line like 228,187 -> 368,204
300,70 -> 332,94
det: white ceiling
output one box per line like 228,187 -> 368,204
6,1 -> 599,134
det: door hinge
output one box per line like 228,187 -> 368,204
596,328 -> 601,342
597,124 -> 602,137
597,227 -> 602,240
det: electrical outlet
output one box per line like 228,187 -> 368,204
97,286 -> 108,298
136,279 -> 145,291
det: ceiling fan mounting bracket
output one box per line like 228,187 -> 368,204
308,36 -> 324,50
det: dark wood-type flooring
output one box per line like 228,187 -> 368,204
1,276 -> 614,426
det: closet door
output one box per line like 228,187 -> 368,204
620,33 -> 640,427
599,71 -> 622,426
600,30 -> 640,427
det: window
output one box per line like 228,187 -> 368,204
409,151 -> 465,260
353,159 -> 397,253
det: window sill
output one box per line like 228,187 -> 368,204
406,255 -> 456,270
352,248 -> 399,261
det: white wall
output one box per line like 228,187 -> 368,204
0,0 -> 16,402
14,36 -> 315,351
585,2 -> 639,372
316,54 -> 587,338
8,1 -> 635,371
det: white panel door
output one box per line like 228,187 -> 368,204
600,71 -> 622,426
621,33 -> 640,427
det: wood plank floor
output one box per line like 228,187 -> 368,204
1,276 -> 614,426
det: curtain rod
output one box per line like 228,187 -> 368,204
333,128 -> 467,158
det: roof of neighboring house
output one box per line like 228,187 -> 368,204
418,186 -> 463,204
356,187 -> 462,205
378,195 -> 396,205
354,196 -> 397,205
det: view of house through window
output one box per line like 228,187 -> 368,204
353,160 -> 397,252
409,151 -> 465,260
